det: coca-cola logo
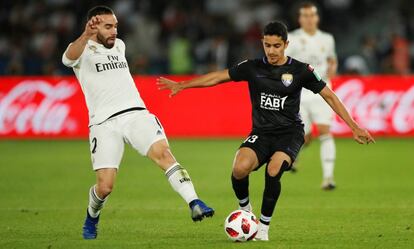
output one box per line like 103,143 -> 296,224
0,80 -> 78,135
332,79 -> 414,134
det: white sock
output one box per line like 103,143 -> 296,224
319,134 -> 336,180
88,185 -> 107,218
259,214 -> 272,226
239,197 -> 249,207
165,163 -> 198,204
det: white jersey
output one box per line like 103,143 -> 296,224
286,29 -> 336,98
62,38 -> 146,126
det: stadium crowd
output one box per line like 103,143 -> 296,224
1,0 -> 413,75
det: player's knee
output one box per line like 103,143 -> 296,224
267,160 -> 290,177
97,182 -> 113,198
267,165 -> 280,177
233,161 -> 253,179
319,133 -> 332,141
149,143 -> 175,165
317,125 -> 331,136
303,134 -> 312,146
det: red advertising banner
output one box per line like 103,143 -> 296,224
0,77 -> 88,138
331,76 -> 414,137
0,76 -> 413,138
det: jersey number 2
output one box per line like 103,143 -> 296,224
91,137 -> 97,154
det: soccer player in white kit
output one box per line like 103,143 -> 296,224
286,2 -> 338,190
61,6 -> 214,239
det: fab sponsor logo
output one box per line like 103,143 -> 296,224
260,93 -> 288,111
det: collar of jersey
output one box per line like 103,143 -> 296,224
262,56 -> 292,67
299,28 -> 321,38
87,39 -> 113,49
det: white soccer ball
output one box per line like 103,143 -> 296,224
224,210 -> 259,242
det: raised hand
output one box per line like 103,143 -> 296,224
157,77 -> 183,97
352,127 -> 375,145
84,15 -> 102,37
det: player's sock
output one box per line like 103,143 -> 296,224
165,163 -> 198,204
259,162 -> 286,225
231,174 -> 250,207
88,185 -> 107,218
320,134 -> 336,180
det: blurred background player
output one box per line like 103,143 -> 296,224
286,2 -> 338,190
62,6 -> 214,240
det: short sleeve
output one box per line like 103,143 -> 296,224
228,60 -> 251,82
302,64 -> 327,94
62,43 -> 81,68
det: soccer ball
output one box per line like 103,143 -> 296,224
224,210 -> 259,242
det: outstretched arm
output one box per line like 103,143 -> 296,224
157,70 -> 231,97
319,86 -> 375,144
65,15 -> 102,61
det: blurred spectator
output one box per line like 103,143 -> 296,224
360,35 -> 379,73
168,30 -> 193,74
343,55 -> 370,75
392,34 -> 410,75
0,0 -> 412,75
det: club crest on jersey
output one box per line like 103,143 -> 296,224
89,45 -> 98,53
281,73 -> 293,87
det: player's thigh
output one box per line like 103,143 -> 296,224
267,151 -> 292,177
123,111 -> 167,157
300,102 -> 312,135
310,97 -> 334,131
235,133 -> 271,177
89,122 -> 125,171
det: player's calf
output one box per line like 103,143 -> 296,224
164,162 -> 214,221
147,140 -> 176,168
257,158 -> 290,241
231,148 -> 259,210
319,133 -> 336,190
83,185 -> 108,239
231,174 -> 251,210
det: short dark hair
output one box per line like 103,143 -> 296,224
263,21 -> 288,42
87,5 -> 114,21
298,1 -> 318,16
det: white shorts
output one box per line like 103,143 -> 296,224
88,110 -> 167,170
300,93 -> 333,135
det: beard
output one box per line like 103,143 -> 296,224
97,33 -> 115,49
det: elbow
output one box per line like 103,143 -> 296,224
61,53 -> 71,67
61,53 -> 68,66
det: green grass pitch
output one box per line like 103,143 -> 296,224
0,138 -> 413,249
